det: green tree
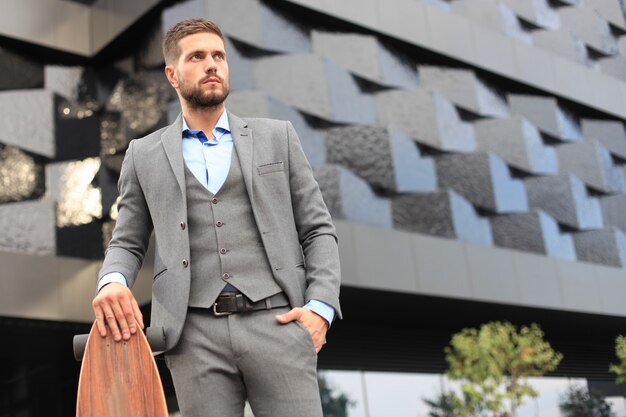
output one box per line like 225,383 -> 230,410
318,375 -> 353,417
559,385 -> 613,417
430,321 -> 562,417
609,335 -> 626,383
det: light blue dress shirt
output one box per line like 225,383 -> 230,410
99,110 -> 335,325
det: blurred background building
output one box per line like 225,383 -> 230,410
3,0 -> 626,415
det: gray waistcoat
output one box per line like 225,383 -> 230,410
184,147 -> 282,308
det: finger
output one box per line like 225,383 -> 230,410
111,301 -> 131,340
131,297 -> 144,329
275,307 -> 303,324
101,303 -> 122,341
92,303 -> 107,337
119,296 -> 138,335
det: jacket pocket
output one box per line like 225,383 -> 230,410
257,161 -> 284,175
153,268 -> 168,281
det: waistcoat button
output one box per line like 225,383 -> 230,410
182,259 -> 189,268
220,248 -> 228,254
211,197 -> 219,204
216,221 -> 224,227
180,221 -> 186,230
222,273 -> 230,279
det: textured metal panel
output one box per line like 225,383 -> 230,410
556,139 -> 626,193
312,31 -> 418,88
474,116 -> 559,175
393,190 -> 493,245
419,65 -> 509,117
375,89 -> 476,152
435,152 -> 528,213
573,227 -> 626,267
526,174 -> 603,230
559,5 -> 619,55
0,200 -> 55,255
508,94 -> 582,141
600,193 -> 626,233
0,90 -> 55,158
325,125 -> 436,193
581,118 -> 626,159
452,0 -> 533,44
491,210 -> 576,260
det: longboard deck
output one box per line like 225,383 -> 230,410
76,322 -> 168,417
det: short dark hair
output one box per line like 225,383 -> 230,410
162,18 -> 225,65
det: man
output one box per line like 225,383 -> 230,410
91,18 -> 341,417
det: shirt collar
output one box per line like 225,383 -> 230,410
181,109 -> 231,139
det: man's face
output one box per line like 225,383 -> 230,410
167,32 -> 230,109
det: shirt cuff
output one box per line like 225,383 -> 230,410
97,272 -> 128,293
304,300 -> 335,328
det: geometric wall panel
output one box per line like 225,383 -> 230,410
435,152 -> 528,213
392,190 -> 493,246
491,210 -> 577,260
315,165 -> 393,229
532,29 -> 589,65
254,55 -> 376,124
375,89 -> 476,152
44,66 -> 84,101
581,118 -> 626,160
0,90 -> 55,158
0,200 -> 55,256
419,65 -> 509,117
573,227 -> 626,267
600,193 -> 626,233
558,6 -> 619,56
325,125 -> 436,193
502,0 -> 560,31
452,0 -> 533,44
555,139 -> 626,193
526,173 -> 603,230
508,94 -> 582,142
312,31 -> 419,89
0,45 -> 44,91
474,116 -> 559,174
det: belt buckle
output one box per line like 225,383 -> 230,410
212,301 -> 232,316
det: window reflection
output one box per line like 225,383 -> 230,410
0,145 -> 39,202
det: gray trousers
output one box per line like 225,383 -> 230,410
165,306 -> 323,417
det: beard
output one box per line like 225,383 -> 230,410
178,74 -> 230,110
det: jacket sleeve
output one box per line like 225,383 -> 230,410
286,121 -> 342,319
98,140 -> 154,288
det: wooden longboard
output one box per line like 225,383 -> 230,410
76,322 -> 168,417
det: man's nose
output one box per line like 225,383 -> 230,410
204,57 -> 217,72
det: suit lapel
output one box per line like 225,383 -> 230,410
229,112 -> 254,202
161,114 -> 187,207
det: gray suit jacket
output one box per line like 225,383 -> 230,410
99,112 -> 342,352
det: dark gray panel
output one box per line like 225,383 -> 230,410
600,194 -> 626,233
491,210 -> 576,260
526,174 -> 603,230
435,152 -> 527,213
573,228 -> 626,267
392,190 -> 492,245
325,125 -> 436,193
0,200 -> 55,255
0,45 -> 44,91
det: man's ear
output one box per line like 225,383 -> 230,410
165,65 -> 178,88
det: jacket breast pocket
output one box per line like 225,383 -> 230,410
257,161 -> 284,175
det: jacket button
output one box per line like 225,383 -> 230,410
180,222 -> 186,230
182,259 -> 189,268
222,272 -> 230,279
216,221 -> 224,227
211,197 -> 219,204
220,248 -> 228,254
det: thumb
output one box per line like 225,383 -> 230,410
275,307 -> 302,324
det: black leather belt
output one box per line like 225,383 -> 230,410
212,292 -> 289,316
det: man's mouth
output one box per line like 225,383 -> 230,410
201,76 -> 221,84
